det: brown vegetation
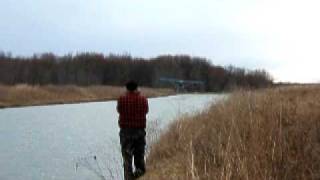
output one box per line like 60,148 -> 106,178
0,84 -> 174,108
143,85 -> 320,180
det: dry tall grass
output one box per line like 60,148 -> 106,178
143,85 -> 320,180
0,84 -> 174,108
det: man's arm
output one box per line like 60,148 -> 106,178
117,98 -> 122,127
117,98 -> 121,113
145,98 -> 149,114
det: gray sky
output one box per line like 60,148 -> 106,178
1,0 -> 319,83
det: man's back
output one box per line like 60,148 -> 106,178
117,91 -> 149,128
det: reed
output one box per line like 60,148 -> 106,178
143,85 -> 320,180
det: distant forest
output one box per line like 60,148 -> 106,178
0,52 -> 273,91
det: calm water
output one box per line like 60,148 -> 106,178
0,94 -> 225,180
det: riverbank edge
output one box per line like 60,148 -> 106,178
0,84 -> 175,109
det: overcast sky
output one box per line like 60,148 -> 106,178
0,0 -> 319,83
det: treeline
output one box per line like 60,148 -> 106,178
0,52 -> 273,91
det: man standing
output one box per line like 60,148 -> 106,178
117,80 -> 149,180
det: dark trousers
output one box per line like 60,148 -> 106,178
119,128 -> 146,180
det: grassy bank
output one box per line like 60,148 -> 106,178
0,84 -> 174,108
143,85 -> 320,180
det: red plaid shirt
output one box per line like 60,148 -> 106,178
117,91 -> 149,129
